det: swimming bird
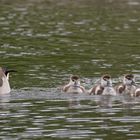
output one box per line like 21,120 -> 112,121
88,75 -> 116,96
62,75 -> 86,94
115,74 -> 136,95
0,67 -> 16,94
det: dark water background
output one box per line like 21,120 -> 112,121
0,0 -> 140,139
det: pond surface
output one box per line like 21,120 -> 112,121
0,0 -> 140,139
0,89 -> 140,140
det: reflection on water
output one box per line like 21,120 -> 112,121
0,89 -> 140,139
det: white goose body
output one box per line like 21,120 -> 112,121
0,67 -> 16,94
0,74 -> 11,94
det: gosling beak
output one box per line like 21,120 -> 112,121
131,80 -> 136,86
107,80 -> 112,87
107,81 -> 110,86
74,80 -> 77,86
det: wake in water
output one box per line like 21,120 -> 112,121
0,87 -> 138,108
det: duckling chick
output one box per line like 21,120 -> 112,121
88,75 -> 116,96
115,74 -> 136,95
0,67 -> 16,94
62,75 -> 86,94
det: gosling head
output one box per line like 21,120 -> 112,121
101,74 -> 112,87
69,75 -> 81,87
123,74 -> 135,86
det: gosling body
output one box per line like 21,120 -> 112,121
115,74 -> 136,96
62,75 -> 85,94
89,75 -> 116,96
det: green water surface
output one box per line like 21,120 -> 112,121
0,0 -> 140,140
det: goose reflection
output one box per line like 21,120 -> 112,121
67,95 -> 81,108
95,95 -> 115,108
0,94 -> 10,109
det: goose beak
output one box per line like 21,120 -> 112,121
2,67 -> 17,75
4,69 -> 17,77
6,70 -> 17,73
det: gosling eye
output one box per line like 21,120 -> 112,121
103,78 -> 107,81
127,78 -> 131,80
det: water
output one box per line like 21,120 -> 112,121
0,90 -> 140,140
0,0 -> 140,139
